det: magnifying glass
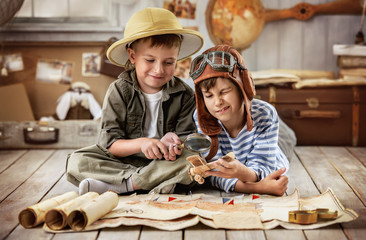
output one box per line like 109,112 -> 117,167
175,133 -> 211,153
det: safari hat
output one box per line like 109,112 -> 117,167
107,7 -> 204,67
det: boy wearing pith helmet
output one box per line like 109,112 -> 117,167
192,45 -> 296,196
66,7 -> 204,195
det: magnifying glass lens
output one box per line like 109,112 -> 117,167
183,134 -> 211,153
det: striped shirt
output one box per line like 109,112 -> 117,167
193,99 -> 289,193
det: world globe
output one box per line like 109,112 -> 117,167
206,0 -> 265,51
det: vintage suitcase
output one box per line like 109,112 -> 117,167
255,85 -> 366,146
0,120 -> 99,149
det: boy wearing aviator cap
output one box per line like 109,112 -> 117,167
66,7 -> 204,195
192,45 -> 296,196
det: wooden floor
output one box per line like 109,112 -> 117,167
0,146 -> 365,240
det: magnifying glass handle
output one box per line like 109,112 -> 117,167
173,143 -> 184,150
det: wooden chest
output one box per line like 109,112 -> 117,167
255,86 -> 366,146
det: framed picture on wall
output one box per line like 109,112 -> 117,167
82,52 -> 101,77
0,53 -> 24,72
36,59 -> 73,84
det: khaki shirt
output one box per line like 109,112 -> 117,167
98,70 -> 197,149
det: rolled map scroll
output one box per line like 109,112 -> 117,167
18,191 -> 78,228
45,192 -> 99,230
67,191 -> 118,231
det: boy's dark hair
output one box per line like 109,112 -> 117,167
139,34 -> 182,49
198,77 -> 216,92
198,77 -> 244,100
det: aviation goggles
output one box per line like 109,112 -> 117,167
189,51 -> 247,80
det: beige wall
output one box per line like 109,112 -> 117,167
0,42 -> 116,120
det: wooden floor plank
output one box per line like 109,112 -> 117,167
52,231 -> 98,240
295,146 -> 366,240
43,173 -> 78,196
8,174 -> 78,240
320,147 -> 366,206
295,147 -> 357,205
347,147 -> 366,167
0,150 -> 27,173
304,226 -> 348,240
287,152 -> 320,197
6,227 -> 53,240
184,223 -> 226,240
0,149 -> 71,240
227,230 -> 266,240
0,149 -> 55,203
97,226 -> 141,240
139,227 -> 181,240
265,229 -> 306,240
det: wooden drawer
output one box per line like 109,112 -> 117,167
255,86 -> 366,146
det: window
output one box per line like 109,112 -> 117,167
1,0 -> 121,41
17,0 -> 106,18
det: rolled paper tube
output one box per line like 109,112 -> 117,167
67,191 -> 118,231
18,191 -> 78,228
44,192 -> 99,230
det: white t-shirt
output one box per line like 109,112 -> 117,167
142,90 -> 163,138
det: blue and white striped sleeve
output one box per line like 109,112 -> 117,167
246,102 -> 279,180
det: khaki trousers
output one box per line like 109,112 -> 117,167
66,144 -> 195,194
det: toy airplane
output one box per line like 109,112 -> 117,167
186,152 -> 235,184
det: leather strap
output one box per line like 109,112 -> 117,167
205,135 -> 219,161
269,86 -> 276,105
352,86 -> 360,146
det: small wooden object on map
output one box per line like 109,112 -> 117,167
186,152 -> 235,184
289,208 -> 338,224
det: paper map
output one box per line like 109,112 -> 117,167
42,187 -> 358,232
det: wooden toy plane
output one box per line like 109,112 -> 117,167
186,152 -> 235,184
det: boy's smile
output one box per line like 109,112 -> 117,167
217,105 -> 230,114
128,40 -> 179,94
201,77 -> 245,136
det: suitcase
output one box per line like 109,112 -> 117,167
255,85 -> 366,146
0,120 -> 99,149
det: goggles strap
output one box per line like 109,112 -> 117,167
205,135 -> 219,161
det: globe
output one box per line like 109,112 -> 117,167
206,0 -> 265,51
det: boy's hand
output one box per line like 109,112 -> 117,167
160,132 -> 182,161
205,158 -> 257,182
258,168 -> 288,196
140,138 -> 168,160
